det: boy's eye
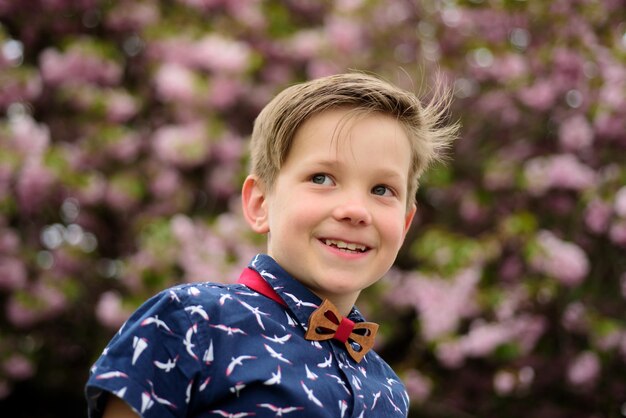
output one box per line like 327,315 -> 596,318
372,185 -> 393,196
311,174 -> 333,185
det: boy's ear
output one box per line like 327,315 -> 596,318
404,203 -> 417,236
241,175 -> 270,234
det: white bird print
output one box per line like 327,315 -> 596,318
203,340 -> 214,364
339,400 -> 348,418
285,312 -> 296,327
211,410 -> 255,418
352,375 -> 362,391
309,341 -> 323,349
95,370 -> 128,380
186,380 -> 192,404
183,324 -> 198,360
236,290 -> 260,297
141,315 -> 172,333
371,391 -> 381,410
132,336 -> 148,365
219,293 -> 232,305
358,366 -> 367,377
199,377 -> 211,391
317,354 -> 332,368
185,305 -> 209,320
283,292 -> 318,308
300,381 -> 323,407
305,364 -> 318,380
210,324 -> 247,336
169,290 -> 181,303
147,380 -> 177,409
257,403 -> 304,416
259,270 -> 277,280
141,391 -> 154,414
238,300 -> 270,330
251,254 -> 260,267
264,344 -> 292,364
356,410 -> 365,418
326,373 -> 350,394
188,287 -> 200,296
386,394 -> 402,413
263,366 -> 281,385
226,355 -> 257,376
229,382 -> 246,397
113,387 -> 127,398
154,355 -> 178,372
262,333 -> 292,344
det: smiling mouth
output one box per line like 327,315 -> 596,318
322,239 -> 369,253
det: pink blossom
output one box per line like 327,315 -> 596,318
207,76 -> 244,110
8,114 -> 50,159
105,90 -> 139,122
211,133 -> 244,163
150,169 -> 182,198
105,2 -> 160,31
153,63 -> 198,103
5,281 -> 66,328
584,198 -> 612,234
493,370 -> 516,396
524,154 -> 596,196
104,173 -> 144,211
459,321 -> 513,357
325,16 -> 365,53
403,369 -> 432,403
106,132 -> 142,163
608,220 -> 626,247
435,340 -> 465,368
95,291 -> 131,329
621,272 -> 626,300
287,30 -> 325,60
0,257 -> 27,291
562,302 -> 588,333
207,165 -> 239,199
192,35 -> 251,73
567,351 -> 600,388
152,123 -> 210,167
39,46 -> 122,87
2,354 -> 35,380
75,172 -> 107,205
614,186 -> 626,217
558,114 -> 594,151
392,268 -> 480,342
0,69 -> 43,108
518,79 -> 558,111
0,228 -> 20,254
16,159 -> 57,213
531,230 -> 590,286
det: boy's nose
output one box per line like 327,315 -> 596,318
332,198 -> 373,226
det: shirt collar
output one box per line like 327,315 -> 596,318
247,254 -> 366,329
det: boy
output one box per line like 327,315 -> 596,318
86,72 -> 457,417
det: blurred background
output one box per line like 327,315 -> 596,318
1,0 -> 626,417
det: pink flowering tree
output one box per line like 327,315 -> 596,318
1,1 -> 625,417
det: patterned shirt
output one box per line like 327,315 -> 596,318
86,254 -> 409,417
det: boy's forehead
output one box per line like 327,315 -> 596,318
287,108 -> 411,168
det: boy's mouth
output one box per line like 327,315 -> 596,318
322,239 -> 369,253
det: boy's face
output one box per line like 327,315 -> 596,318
243,108 -> 416,312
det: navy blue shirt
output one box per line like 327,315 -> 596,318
86,254 -> 409,417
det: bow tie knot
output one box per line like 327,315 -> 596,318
304,299 -> 379,363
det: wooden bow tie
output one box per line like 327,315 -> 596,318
304,299 -> 379,363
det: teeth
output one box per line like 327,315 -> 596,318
324,239 -> 367,252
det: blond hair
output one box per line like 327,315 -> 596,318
249,72 -> 458,204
